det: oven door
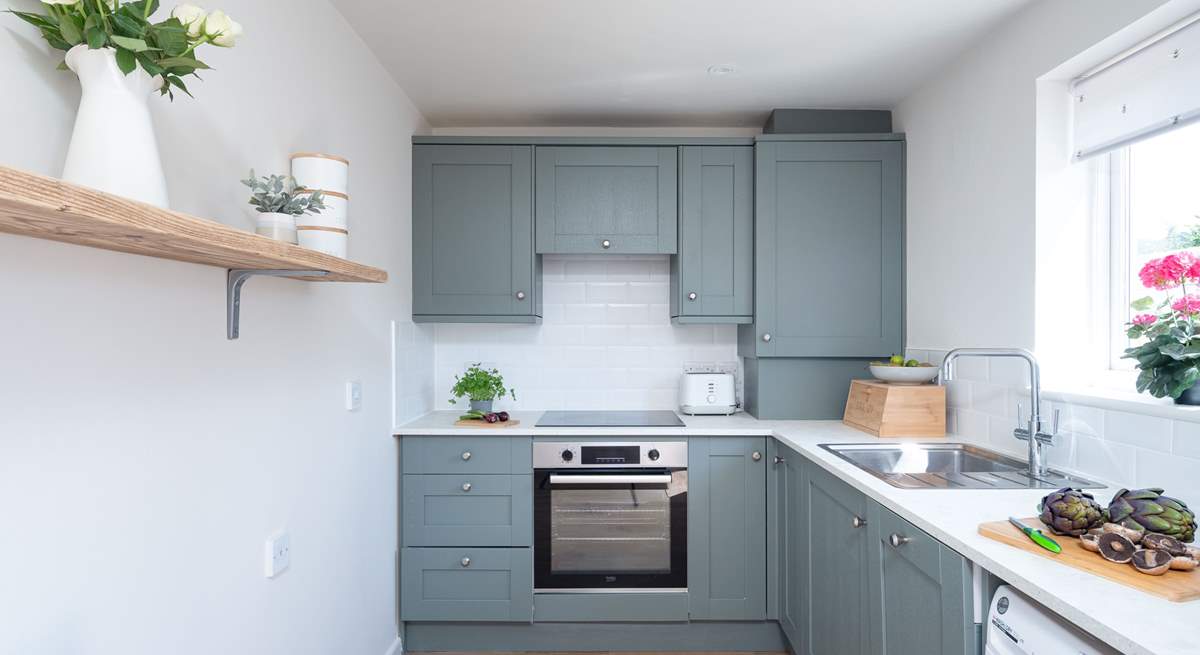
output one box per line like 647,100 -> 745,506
534,469 -> 687,591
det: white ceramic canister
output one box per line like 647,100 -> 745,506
290,152 -> 348,195
297,226 -> 348,258
254,212 -> 298,244
296,190 -> 348,230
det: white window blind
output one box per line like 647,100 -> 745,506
1072,13 -> 1200,160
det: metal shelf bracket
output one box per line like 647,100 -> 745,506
226,269 -> 329,340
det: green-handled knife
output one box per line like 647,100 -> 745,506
1009,517 -> 1062,554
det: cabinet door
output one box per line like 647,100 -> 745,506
753,140 -> 903,357
413,145 -> 537,320
774,443 -> 804,648
868,504 -> 975,655
688,436 -> 767,620
535,146 -> 678,254
802,462 -> 870,655
673,146 -> 753,322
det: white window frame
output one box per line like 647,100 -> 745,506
1107,148 -> 1132,371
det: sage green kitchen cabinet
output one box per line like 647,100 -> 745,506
412,144 -> 540,323
741,138 -> 904,357
535,146 -> 678,254
799,460 -> 871,655
671,146 -> 754,324
400,547 -> 533,622
770,441 -> 805,647
867,504 -> 975,655
688,436 -> 767,620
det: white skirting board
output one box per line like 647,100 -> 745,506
384,636 -> 402,655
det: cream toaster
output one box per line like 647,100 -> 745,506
678,372 -> 737,415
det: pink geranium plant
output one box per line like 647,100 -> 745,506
1124,253 -> 1200,400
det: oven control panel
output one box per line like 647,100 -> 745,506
533,441 -> 687,468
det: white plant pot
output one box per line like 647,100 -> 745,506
296,191 -> 348,230
297,226 -> 348,258
290,153 -> 349,195
254,212 -> 298,244
62,45 -> 169,208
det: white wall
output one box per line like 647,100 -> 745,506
0,2 -> 431,653
434,255 -> 738,411
894,0 -> 1171,352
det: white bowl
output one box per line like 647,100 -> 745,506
868,365 -> 940,385
297,226 -> 348,259
291,152 -> 348,194
297,191 -> 348,230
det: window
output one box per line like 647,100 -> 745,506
1108,120 -> 1200,368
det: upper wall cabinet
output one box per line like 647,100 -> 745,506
671,146 -> 754,324
743,139 -> 904,357
535,146 -> 678,254
412,145 -> 541,323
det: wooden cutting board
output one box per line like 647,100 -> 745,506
452,419 -> 521,428
979,517 -> 1200,602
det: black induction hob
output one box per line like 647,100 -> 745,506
534,410 -> 685,427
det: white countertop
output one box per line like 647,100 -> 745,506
395,411 -> 1199,655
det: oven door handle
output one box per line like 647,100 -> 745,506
548,474 -> 672,486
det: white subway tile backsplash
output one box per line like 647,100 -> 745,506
1172,420 -> 1200,459
1134,448 -> 1200,504
433,255 -> 739,410
1074,435 -> 1137,487
1103,410 -> 1172,452
972,382 -> 1011,417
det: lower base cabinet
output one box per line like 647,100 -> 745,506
400,547 -> 533,622
867,505 -> 975,655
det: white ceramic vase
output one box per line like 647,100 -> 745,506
62,45 -> 170,208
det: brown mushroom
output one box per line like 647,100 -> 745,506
1170,556 -> 1198,571
1079,533 -> 1102,553
1187,546 -> 1200,560
1102,522 -> 1143,544
1097,532 -> 1137,564
1132,549 -> 1172,575
1143,533 -> 1188,556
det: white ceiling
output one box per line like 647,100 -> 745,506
332,0 -> 1034,128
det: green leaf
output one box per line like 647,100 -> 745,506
39,27 -> 73,51
85,27 -> 107,49
157,56 -> 210,71
150,23 -> 188,56
7,10 -> 59,31
114,47 -> 136,74
135,51 -> 163,76
110,35 -> 152,51
84,13 -> 102,32
57,15 -> 82,45
165,74 -> 192,98
111,13 -> 145,38
1131,296 -> 1155,311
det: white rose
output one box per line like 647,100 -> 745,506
203,10 -> 242,47
171,5 -> 207,38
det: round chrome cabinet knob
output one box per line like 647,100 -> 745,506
601,239 -> 612,249
688,292 -> 697,301
561,449 -> 574,462
516,291 -> 526,300
460,557 -> 471,567
889,534 -> 911,548
461,482 -> 472,492
852,516 -> 867,529
461,451 -> 472,461
647,448 -> 660,461
762,333 -> 772,342
751,451 -> 762,461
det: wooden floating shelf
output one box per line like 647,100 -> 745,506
0,165 -> 387,283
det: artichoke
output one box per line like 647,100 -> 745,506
1038,487 -> 1108,536
1107,488 -> 1196,543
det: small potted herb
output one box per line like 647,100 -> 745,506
241,169 -> 326,243
450,363 -> 515,413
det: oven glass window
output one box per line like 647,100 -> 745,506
550,486 -> 671,573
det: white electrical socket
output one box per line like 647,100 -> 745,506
265,532 -> 290,578
345,380 -> 362,411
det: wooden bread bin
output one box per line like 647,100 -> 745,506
843,379 -> 946,437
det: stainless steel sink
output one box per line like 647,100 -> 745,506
820,443 -> 1103,489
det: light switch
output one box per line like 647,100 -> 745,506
346,380 -> 362,411
265,532 -> 290,578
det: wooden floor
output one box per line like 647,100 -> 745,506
412,647 -> 787,652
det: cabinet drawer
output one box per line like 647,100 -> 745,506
400,547 -> 533,622
402,436 -> 532,474
403,474 -> 532,547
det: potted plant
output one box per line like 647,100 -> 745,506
449,363 -> 516,413
1124,252 -> 1200,404
8,2 -> 241,207
241,170 -> 326,244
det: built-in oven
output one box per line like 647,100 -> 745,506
533,441 -> 687,592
